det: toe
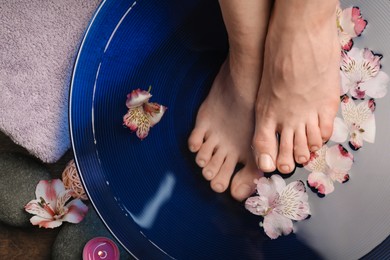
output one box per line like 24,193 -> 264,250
293,126 -> 310,164
195,137 -> 218,168
210,155 -> 238,193
230,162 -> 262,201
252,124 -> 278,172
319,113 -> 335,143
276,128 -> 295,174
188,127 -> 207,153
306,116 -> 323,152
202,149 -> 226,181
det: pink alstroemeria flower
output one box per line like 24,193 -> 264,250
245,175 -> 310,239
25,179 -> 88,228
336,6 -> 367,51
340,47 -> 389,99
304,144 -> 353,195
331,95 -> 376,150
123,88 -> 167,140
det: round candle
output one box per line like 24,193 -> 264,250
83,237 -> 120,260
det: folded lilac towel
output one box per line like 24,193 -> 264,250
0,0 -> 100,163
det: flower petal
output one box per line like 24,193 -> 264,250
35,179 -> 65,209
330,117 -> 349,143
304,145 -> 328,173
30,216 -> 62,228
325,144 -> 353,172
361,71 -> 390,99
144,102 -> 167,127
268,174 -> 287,194
25,200 -> 53,219
263,212 -> 293,239
339,7 -> 358,37
245,196 -> 269,216
125,89 -> 151,108
277,180 -> 310,221
307,171 -> 335,195
351,7 -> 367,36
61,199 -> 88,224
360,114 -> 376,143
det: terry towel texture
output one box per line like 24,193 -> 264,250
0,0 -> 101,163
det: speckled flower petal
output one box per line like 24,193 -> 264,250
263,212 -> 293,239
35,179 -> 65,210
24,200 -> 53,219
307,171 -> 335,195
276,180 -> 310,221
351,7 -> 367,36
125,89 -> 151,108
304,145 -> 328,173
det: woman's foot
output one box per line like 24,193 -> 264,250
188,56 -> 261,201
188,0 -> 272,201
252,0 -> 341,174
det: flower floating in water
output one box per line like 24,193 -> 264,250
340,47 -> 389,99
245,175 -> 310,239
25,179 -> 88,228
123,88 -> 167,140
331,95 -> 376,150
304,144 -> 354,195
336,6 -> 367,51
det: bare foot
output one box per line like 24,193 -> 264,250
253,1 -> 341,174
188,55 -> 261,201
189,0 -> 272,201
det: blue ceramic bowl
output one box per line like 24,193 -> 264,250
70,0 -> 390,259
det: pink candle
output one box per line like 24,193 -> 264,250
83,237 -> 120,260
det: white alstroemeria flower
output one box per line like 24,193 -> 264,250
25,179 -> 88,228
331,95 -> 376,150
123,88 -> 167,140
336,6 -> 367,51
304,144 -> 353,195
245,175 -> 310,239
340,47 -> 389,99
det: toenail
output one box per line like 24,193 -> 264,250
213,183 -> 224,193
236,184 -> 252,199
204,170 -> 213,179
280,164 -> 290,173
258,154 -> 275,171
311,145 -> 320,152
189,145 -> 196,152
298,156 -> 307,163
198,159 -> 206,167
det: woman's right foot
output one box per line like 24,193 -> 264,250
252,0 -> 341,174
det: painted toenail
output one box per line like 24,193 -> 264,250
198,160 -> 206,167
258,154 -> 275,171
204,170 -> 213,179
236,184 -> 252,199
298,156 -> 307,163
280,165 -> 290,172
213,183 -> 224,193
